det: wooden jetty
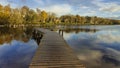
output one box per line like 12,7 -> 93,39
29,28 -> 85,68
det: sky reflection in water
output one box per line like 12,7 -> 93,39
62,25 -> 120,68
0,27 -> 38,68
0,40 -> 38,68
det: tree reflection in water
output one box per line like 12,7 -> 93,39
0,27 -> 38,68
59,26 -> 120,68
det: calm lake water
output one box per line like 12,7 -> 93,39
0,25 -> 120,68
0,27 -> 38,68
57,25 -> 120,68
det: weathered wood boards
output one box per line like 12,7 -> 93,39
29,28 -> 85,68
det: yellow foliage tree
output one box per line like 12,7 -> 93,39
41,11 -> 48,23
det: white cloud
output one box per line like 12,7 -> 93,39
64,32 -> 75,40
92,0 -> 120,12
109,16 -> 120,20
0,0 -> 9,6
0,0 -> 20,8
80,6 -> 89,9
34,0 -> 44,6
95,30 -> 120,43
77,49 -> 103,67
106,48 -> 120,61
78,50 -> 102,61
99,4 -> 120,12
41,4 -> 72,16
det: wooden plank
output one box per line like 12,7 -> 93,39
29,28 -> 85,68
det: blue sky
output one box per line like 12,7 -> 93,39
0,0 -> 120,18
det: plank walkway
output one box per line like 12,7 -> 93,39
29,28 -> 85,68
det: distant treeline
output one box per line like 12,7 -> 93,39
0,4 -> 120,26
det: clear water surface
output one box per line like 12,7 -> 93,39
57,25 -> 120,68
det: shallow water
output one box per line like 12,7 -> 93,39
58,25 -> 120,68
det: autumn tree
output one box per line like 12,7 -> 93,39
36,8 -> 42,23
41,11 -> 48,23
0,4 -> 120,26
9,8 -> 23,25
0,4 -> 11,25
27,9 -> 38,24
0,4 -> 3,11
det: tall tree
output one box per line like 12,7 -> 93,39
41,11 -> 48,23
9,8 -> 23,24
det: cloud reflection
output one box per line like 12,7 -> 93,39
0,39 -> 38,68
63,28 -> 120,68
95,30 -> 120,43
